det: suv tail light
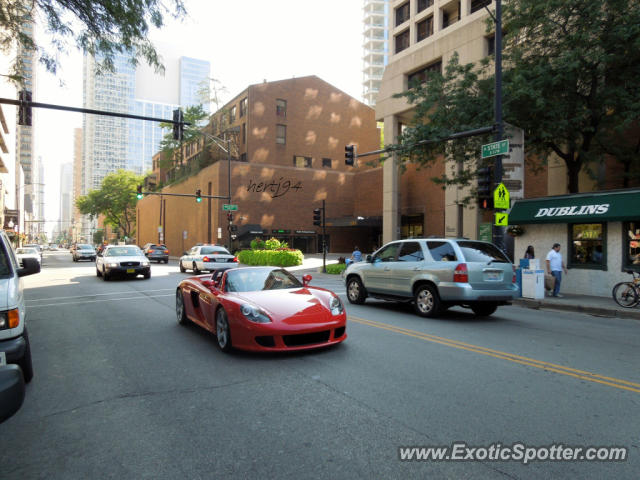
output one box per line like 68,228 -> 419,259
202,256 -> 210,262
512,264 -> 516,283
454,263 -> 468,283
232,256 -> 238,263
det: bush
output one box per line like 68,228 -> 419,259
264,237 -> 288,250
250,238 -> 265,250
325,263 -> 346,275
237,248 -> 303,267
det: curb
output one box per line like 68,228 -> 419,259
513,298 -> 640,321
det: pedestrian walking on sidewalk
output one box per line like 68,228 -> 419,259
546,243 -> 568,297
524,245 -> 535,259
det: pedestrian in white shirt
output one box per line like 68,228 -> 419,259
546,243 -> 568,297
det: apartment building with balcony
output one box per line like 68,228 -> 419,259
138,76 -> 382,254
362,0 -> 390,106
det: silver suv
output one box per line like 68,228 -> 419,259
344,238 -> 517,317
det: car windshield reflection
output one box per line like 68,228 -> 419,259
106,247 -> 142,257
225,268 -> 302,292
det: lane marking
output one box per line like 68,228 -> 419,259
28,293 -> 174,308
349,316 -> 640,394
26,288 -> 175,303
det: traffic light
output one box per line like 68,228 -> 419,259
227,212 -> 233,222
195,189 -> 202,203
173,108 -> 184,141
345,145 -> 356,166
18,90 -> 32,126
477,166 -> 494,209
136,185 -> 143,200
313,208 -> 322,226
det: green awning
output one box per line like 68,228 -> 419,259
509,189 -> 640,224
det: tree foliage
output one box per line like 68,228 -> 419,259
75,170 -> 144,239
394,0 -> 640,194
0,0 -> 186,84
157,104 -> 209,170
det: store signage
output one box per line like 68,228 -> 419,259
295,230 -> 316,234
534,204 -> 610,218
271,229 -> 291,234
247,177 -> 302,198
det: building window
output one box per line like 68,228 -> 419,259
395,29 -> 410,54
240,97 -> 248,117
395,2 -> 410,26
471,0 -> 492,14
486,34 -> 495,56
569,223 -> 606,269
401,215 -> 424,239
276,124 -> 286,144
293,156 -> 312,168
276,99 -> 287,117
416,16 -> 433,42
417,0 -> 434,13
407,61 -> 442,88
624,222 -> 640,270
242,123 -> 246,144
229,106 -> 236,123
322,158 -> 332,168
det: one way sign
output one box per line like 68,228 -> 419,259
495,213 -> 509,227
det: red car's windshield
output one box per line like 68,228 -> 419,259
225,268 -> 302,292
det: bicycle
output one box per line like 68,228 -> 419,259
612,270 -> 640,308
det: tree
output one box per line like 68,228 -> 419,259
76,170 -> 143,239
157,104 -> 210,170
0,0 -> 186,84
394,0 -> 640,194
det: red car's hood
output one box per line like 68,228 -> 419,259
232,287 -> 334,324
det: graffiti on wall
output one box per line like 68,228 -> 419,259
247,178 -> 302,198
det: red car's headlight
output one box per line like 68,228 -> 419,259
330,296 -> 343,315
241,304 -> 272,323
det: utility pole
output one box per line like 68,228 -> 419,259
492,0 -> 505,251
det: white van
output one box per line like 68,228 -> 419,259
0,231 -> 40,382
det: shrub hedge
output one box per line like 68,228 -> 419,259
237,248 -> 303,267
325,263 -> 346,275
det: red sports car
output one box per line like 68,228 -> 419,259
175,266 -> 347,352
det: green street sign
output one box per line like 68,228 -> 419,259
493,183 -> 510,210
222,204 -> 238,211
478,223 -> 492,242
481,139 -> 509,159
495,212 -> 509,227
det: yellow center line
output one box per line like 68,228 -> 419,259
349,316 -> 640,394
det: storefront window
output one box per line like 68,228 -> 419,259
569,223 -> 605,269
623,221 -> 640,270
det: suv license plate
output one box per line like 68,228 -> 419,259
485,272 -> 502,281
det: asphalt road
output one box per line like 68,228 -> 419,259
1,250 -> 639,479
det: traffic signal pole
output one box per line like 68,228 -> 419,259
492,0 -> 505,252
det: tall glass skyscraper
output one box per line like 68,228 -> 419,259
82,51 -> 210,193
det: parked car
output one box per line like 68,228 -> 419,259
15,247 -> 41,267
176,266 -> 347,352
0,230 -> 41,383
96,245 -> 150,281
142,243 -> 169,263
179,245 -> 238,273
344,238 -> 517,317
72,243 -> 97,262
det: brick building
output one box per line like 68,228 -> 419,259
137,76 -> 383,254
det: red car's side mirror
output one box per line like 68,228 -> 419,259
201,279 -> 216,289
302,274 -> 312,286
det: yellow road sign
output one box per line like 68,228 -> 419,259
494,183 -> 510,209
495,213 -> 509,226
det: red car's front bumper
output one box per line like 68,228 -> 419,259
229,315 -> 347,352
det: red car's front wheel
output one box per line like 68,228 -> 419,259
216,308 -> 233,353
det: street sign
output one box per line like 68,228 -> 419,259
481,139 -> 509,159
493,183 -> 510,209
478,223 -> 492,242
222,204 -> 238,211
495,212 -> 509,227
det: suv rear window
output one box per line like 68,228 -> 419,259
456,241 -> 510,263
427,241 -> 457,262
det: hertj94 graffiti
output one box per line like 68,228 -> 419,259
247,177 -> 302,198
